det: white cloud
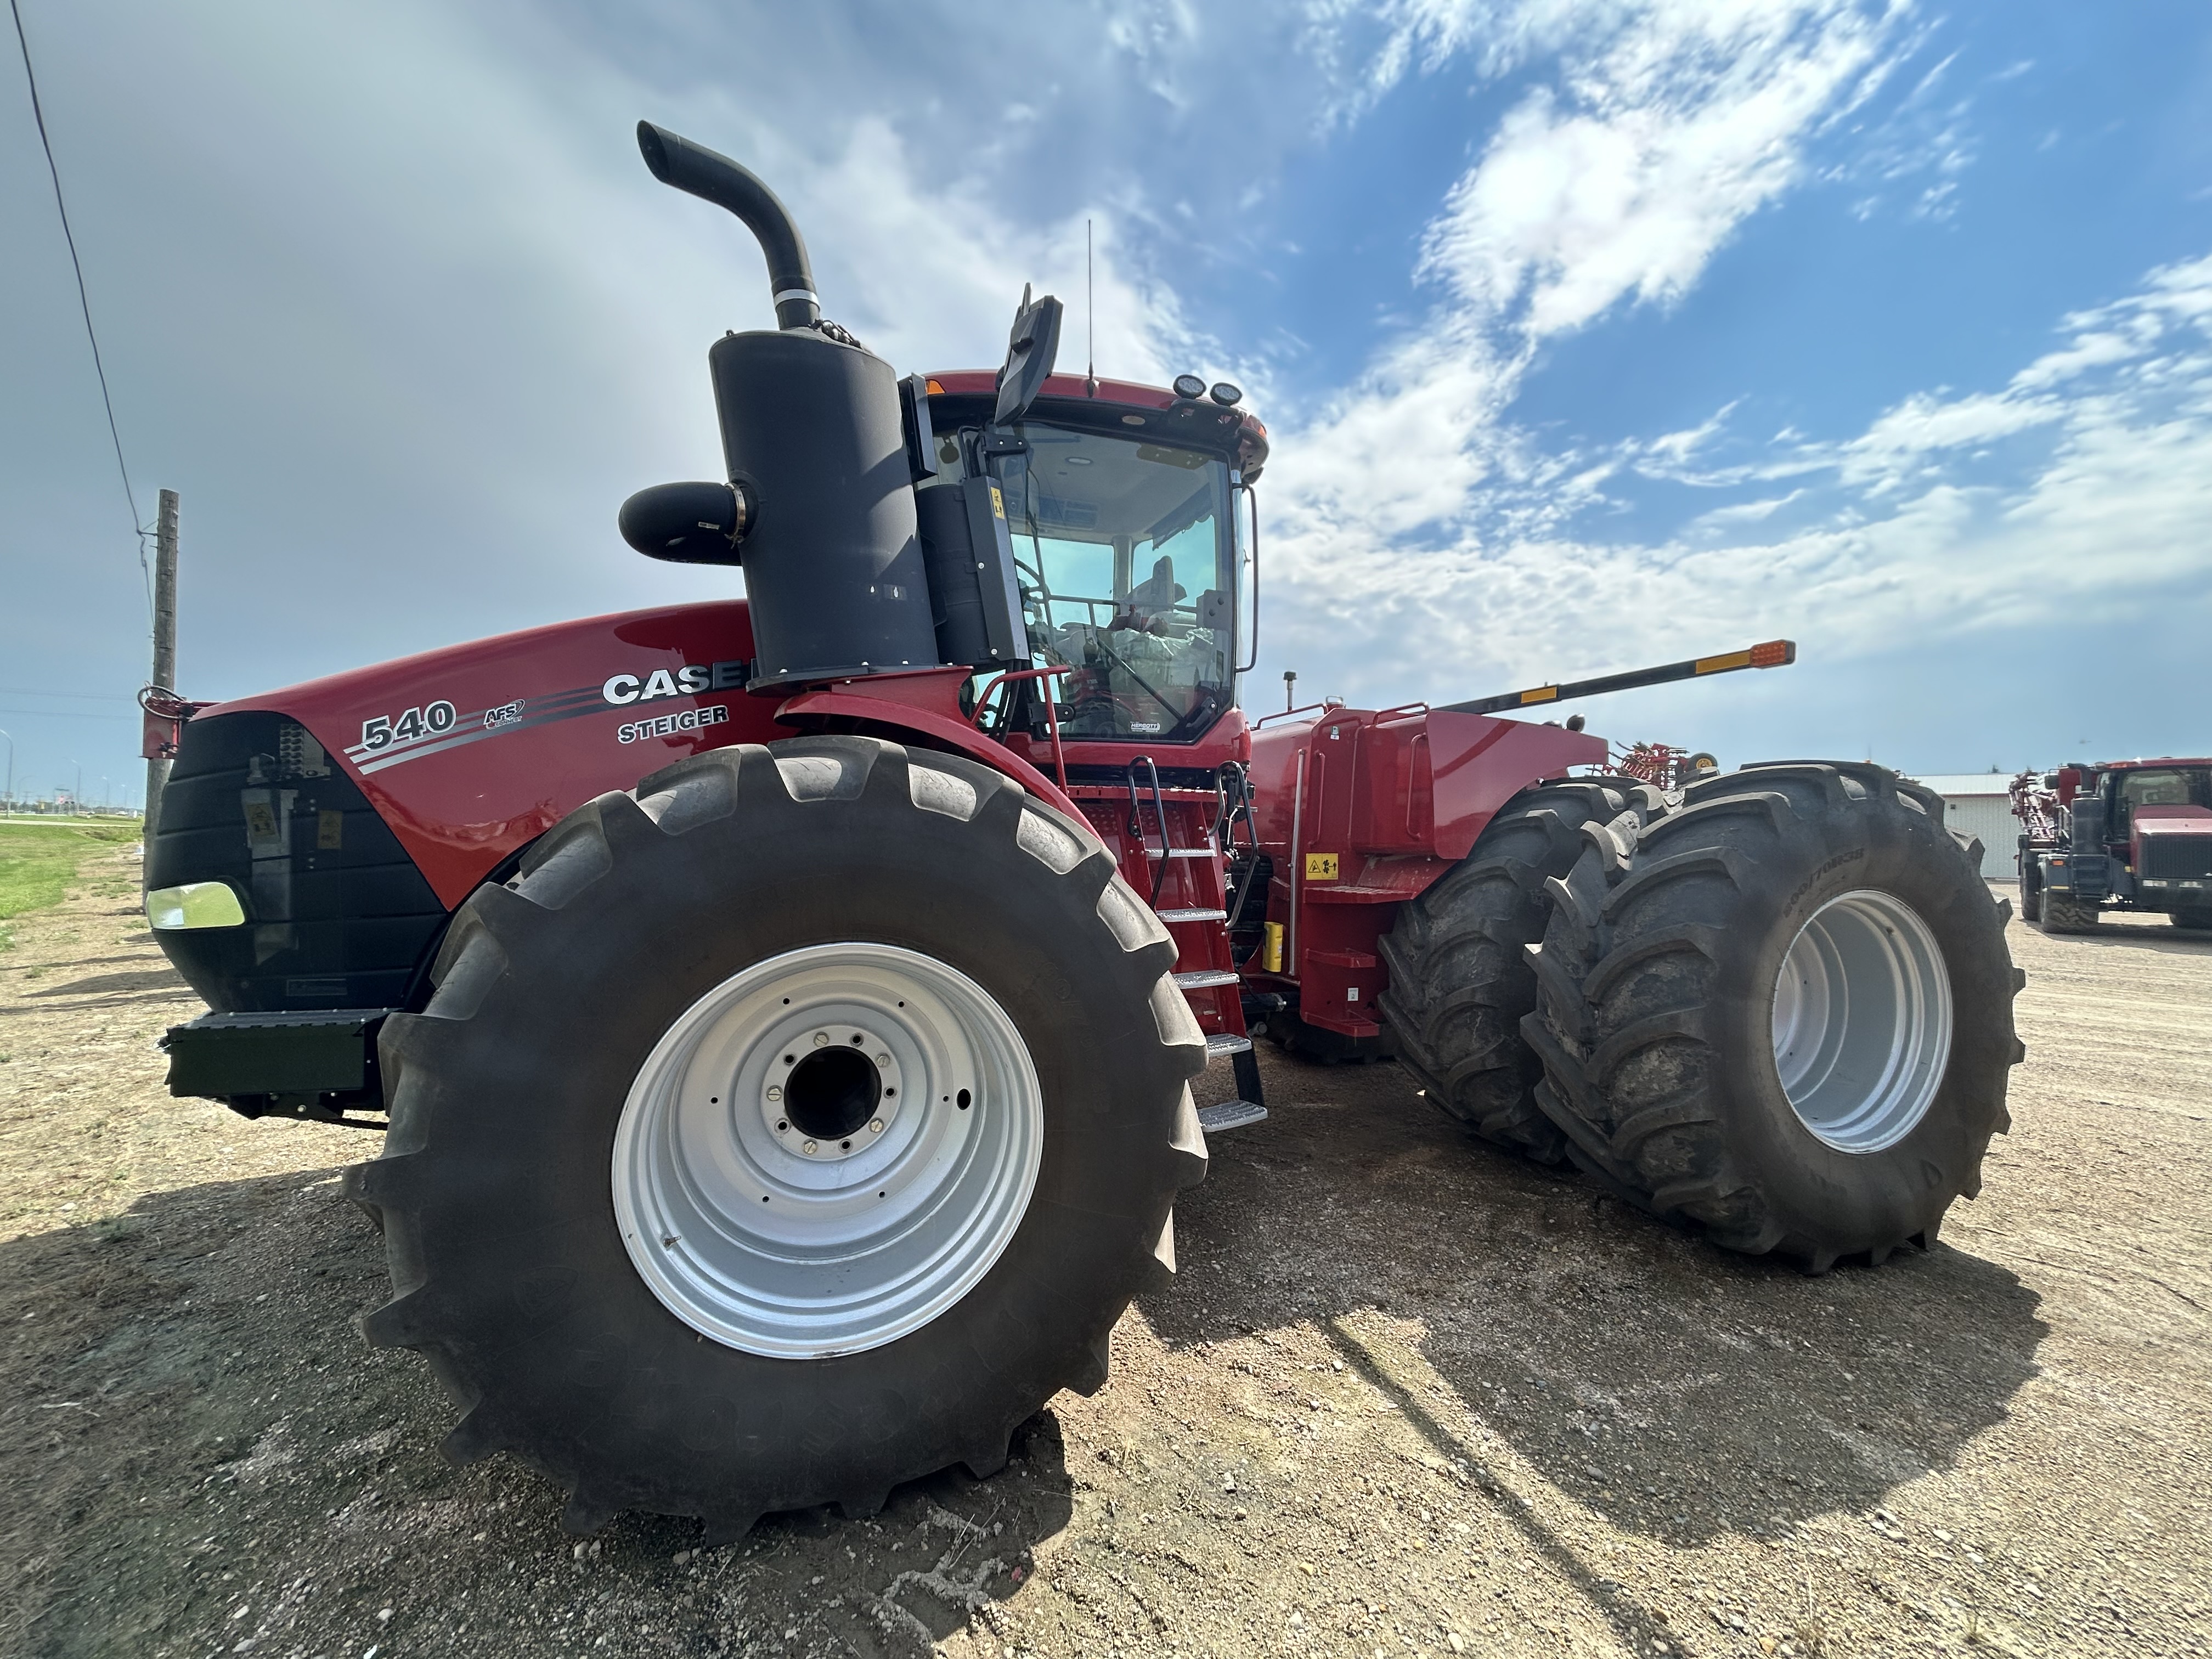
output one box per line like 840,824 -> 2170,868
1417,3 -> 1893,338
1258,249 -> 2212,710
1270,1 -> 1905,562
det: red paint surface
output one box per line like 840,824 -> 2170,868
775,679 -> 1084,822
198,602 -> 776,906
1243,703 -> 1606,1034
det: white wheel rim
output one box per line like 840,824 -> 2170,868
1770,889 -> 1953,1154
611,943 -> 1043,1358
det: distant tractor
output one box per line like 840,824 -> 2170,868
2013,760 -> 2212,933
140,125 -> 2023,1537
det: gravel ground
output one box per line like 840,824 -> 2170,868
2,848 -> 2208,1658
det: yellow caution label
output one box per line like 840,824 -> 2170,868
989,484 -> 1006,520
1262,921 -> 1284,974
1695,648 -> 1753,674
1519,685 -> 1559,704
317,809 -> 345,850
1305,852 -> 1340,881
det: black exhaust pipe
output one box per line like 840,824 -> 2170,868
636,121 -> 820,330
629,120 -> 943,689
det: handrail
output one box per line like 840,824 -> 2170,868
1254,698 -> 1345,730
1235,481 -> 1261,676
1126,755 -> 1172,904
969,664 -> 1074,789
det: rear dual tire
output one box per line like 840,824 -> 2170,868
1524,763 -> 2023,1271
343,736 -> 1207,1536
1377,779 -> 1668,1161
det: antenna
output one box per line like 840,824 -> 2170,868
1086,218 -> 1098,398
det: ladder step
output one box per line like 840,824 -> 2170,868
1147,847 -> 1217,860
1198,1099 -> 1269,1134
1155,907 -> 1228,923
1204,1034 -> 1253,1058
1174,969 -> 1240,990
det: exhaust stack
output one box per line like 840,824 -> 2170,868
629,122 -> 941,689
636,122 -> 820,330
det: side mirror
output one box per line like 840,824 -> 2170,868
994,285 -> 1063,425
619,481 -> 752,565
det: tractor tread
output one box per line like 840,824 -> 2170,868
1377,780 -> 1670,1163
348,735 -> 1201,1537
1523,760 -> 2023,1268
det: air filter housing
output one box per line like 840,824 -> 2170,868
709,328 -> 942,690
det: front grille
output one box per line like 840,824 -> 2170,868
148,711 -> 447,1013
2142,836 -> 2212,881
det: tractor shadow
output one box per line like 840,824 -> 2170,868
1148,1043 -> 2049,1554
0,1162 -> 1073,1658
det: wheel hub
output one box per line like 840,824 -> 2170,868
769,1027 -> 899,1157
612,943 -> 1043,1358
1770,889 -> 1953,1154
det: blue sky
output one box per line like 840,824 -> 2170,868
5,0 -> 2210,807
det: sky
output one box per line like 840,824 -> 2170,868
4,0 -> 2210,808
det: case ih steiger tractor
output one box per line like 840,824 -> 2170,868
143,125 -> 2022,1538
2012,759 -> 2212,933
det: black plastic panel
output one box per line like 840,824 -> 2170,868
147,711 -> 448,1012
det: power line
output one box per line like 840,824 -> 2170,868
0,707 -> 138,720
9,0 -> 154,631
0,686 -> 138,702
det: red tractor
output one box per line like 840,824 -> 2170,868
144,126 -> 2022,1538
2013,759 -> 2212,933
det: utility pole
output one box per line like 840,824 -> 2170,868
144,487 -> 179,834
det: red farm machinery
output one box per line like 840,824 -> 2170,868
142,126 -> 2024,1538
2012,760 -> 2212,933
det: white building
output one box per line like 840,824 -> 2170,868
1905,773 -> 2019,877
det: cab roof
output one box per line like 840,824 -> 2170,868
923,370 -> 1269,476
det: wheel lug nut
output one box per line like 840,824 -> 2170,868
870,1118 -> 884,1133
766,1085 -> 782,1102
812,1031 -> 829,1047
803,1139 -> 818,1154
876,1053 -> 890,1067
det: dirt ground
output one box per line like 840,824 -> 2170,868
2,848 -> 2208,1659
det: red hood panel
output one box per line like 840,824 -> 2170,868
196,601 -> 780,905
2135,805 -> 2212,835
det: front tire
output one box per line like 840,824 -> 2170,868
342,737 -> 1207,1536
1524,763 -> 2024,1270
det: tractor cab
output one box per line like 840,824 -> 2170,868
914,369 -> 1267,773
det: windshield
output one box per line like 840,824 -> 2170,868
988,425 -> 1239,742
2114,768 -> 2212,831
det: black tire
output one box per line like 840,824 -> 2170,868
2018,860 -> 2041,924
2039,891 -> 2101,933
1523,762 -> 2024,1270
1376,778 -> 1668,1161
2173,907 -> 2212,932
342,736 -> 1207,1536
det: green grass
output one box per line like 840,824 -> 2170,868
0,821 -> 142,948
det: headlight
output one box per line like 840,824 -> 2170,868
146,882 -> 246,930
